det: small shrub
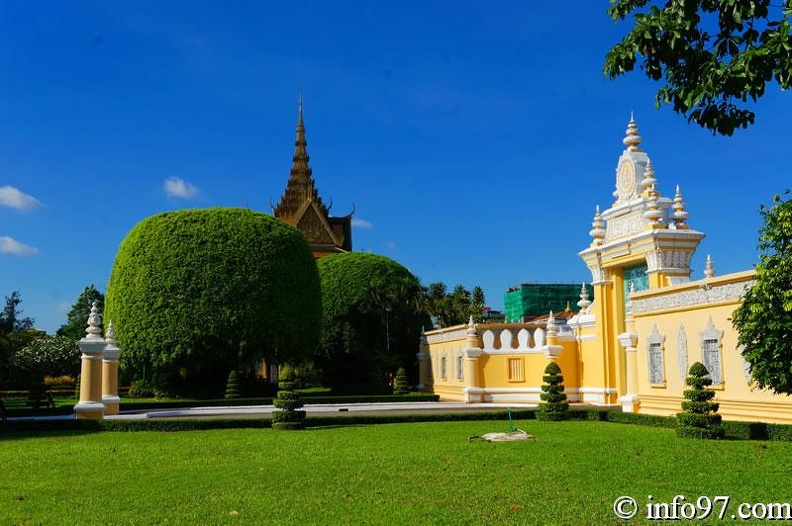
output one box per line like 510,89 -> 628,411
272,366 -> 305,430
225,371 -> 242,399
676,362 -> 724,439
43,375 -> 76,389
537,362 -> 569,421
127,379 -> 156,399
393,367 -> 410,395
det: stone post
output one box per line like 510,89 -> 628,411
102,321 -> 121,415
462,316 -> 483,403
74,301 -> 105,419
617,331 -> 640,413
416,327 -> 431,391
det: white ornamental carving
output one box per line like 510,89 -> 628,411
645,249 -> 693,272
677,324 -> 688,381
631,280 -> 754,314
605,213 -> 643,241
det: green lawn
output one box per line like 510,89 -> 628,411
2,420 -> 791,525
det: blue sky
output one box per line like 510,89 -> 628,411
1,1 -> 789,334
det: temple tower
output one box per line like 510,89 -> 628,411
577,116 -> 705,404
273,99 -> 352,257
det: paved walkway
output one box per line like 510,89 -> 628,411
7,401 -> 541,421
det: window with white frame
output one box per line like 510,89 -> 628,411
457,354 -> 464,381
647,325 -> 666,385
440,354 -> 447,381
700,318 -> 724,386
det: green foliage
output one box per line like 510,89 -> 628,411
224,371 -> 242,399
537,362 -> 569,421
393,367 -> 410,395
105,208 -> 321,395
424,282 -> 487,327
733,190 -> 792,394
12,336 -> 80,380
0,291 -> 35,334
676,361 -> 724,439
127,379 -> 156,398
317,252 -> 427,392
605,0 -> 792,135
57,285 -> 105,341
273,366 -> 305,430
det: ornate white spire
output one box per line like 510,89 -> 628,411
84,301 -> 103,340
704,254 -> 715,279
466,315 -> 476,335
577,283 -> 591,312
105,320 -> 117,346
640,158 -> 657,195
622,114 -> 642,151
589,205 -> 606,245
643,185 -> 664,227
672,185 -> 690,229
546,310 -> 557,336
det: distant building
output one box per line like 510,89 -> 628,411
504,283 -> 593,322
273,100 -> 352,258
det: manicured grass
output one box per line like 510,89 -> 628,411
1,420 -> 790,524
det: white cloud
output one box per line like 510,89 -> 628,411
0,185 -> 42,210
385,241 -> 397,251
351,217 -> 373,229
0,236 -> 38,256
164,176 -> 199,199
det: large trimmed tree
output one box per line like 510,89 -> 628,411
317,252 -> 427,393
733,190 -> 792,394
105,208 -> 321,395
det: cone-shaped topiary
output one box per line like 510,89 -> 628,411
676,362 -> 724,439
272,365 -> 306,430
393,367 -> 410,395
224,370 -> 242,400
537,362 -> 569,421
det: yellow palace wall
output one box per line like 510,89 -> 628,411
426,321 -> 580,403
627,270 -> 792,423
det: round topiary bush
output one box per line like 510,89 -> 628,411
676,362 -> 724,439
105,208 -> 321,395
316,252 -> 427,393
272,365 -> 306,430
537,362 -> 569,421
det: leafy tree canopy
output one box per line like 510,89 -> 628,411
0,291 -> 35,334
605,0 -> 792,135
57,285 -> 105,340
105,208 -> 321,392
317,252 -> 426,391
733,190 -> 792,394
12,336 -> 81,380
424,282 -> 486,328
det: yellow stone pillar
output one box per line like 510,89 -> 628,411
462,316 -> 483,403
617,320 -> 640,413
74,301 -> 105,420
416,327 -> 431,391
102,321 -> 121,416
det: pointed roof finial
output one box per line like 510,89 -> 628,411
577,283 -> 591,311
84,300 -> 103,340
589,205 -> 606,245
704,254 -> 715,279
623,114 -> 642,151
640,158 -> 657,194
105,320 -> 117,345
672,184 -> 690,229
